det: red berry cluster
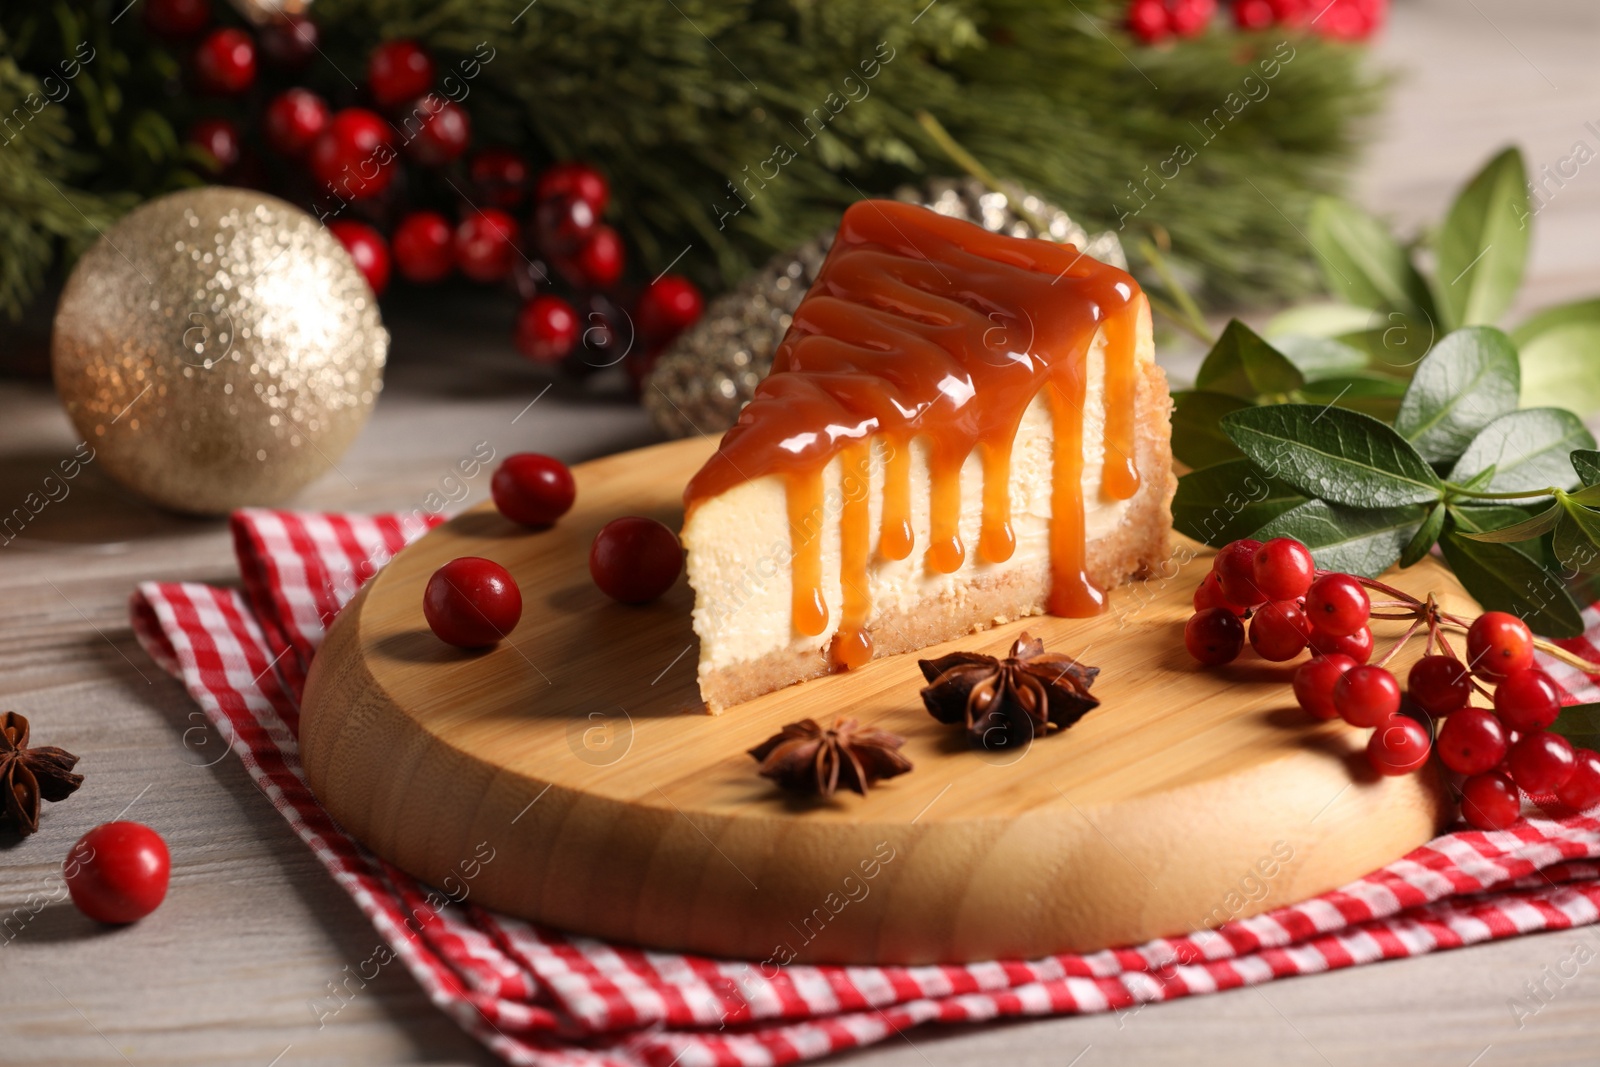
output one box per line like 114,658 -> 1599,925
144,0 -> 704,390
1126,0 -> 1217,44
1186,537 -> 1600,832
1129,0 -> 1386,43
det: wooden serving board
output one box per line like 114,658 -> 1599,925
301,437 -> 1458,965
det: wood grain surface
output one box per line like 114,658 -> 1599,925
303,437 -> 1455,964
6,2 -> 1600,1063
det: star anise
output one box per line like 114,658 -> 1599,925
918,633 -> 1099,750
748,718 -> 913,797
0,711 -> 84,836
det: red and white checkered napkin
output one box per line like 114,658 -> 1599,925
130,508 -> 1600,1066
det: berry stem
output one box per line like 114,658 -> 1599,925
1375,611 -> 1425,669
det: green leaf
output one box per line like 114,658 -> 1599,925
1307,197 -> 1436,318
1394,327 -> 1520,465
1570,484 -> 1600,507
1513,310 -> 1600,417
1450,504 -> 1541,534
1399,503 -> 1446,568
1334,315 -> 1439,377
1265,303 -> 1378,341
1193,320 -> 1306,399
1296,374 -> 1407,421
1438,529 -> 1585,638
1572,450 -> 1600,486
1171,460 -> 1306,548
1554,498 -> 1600,575
1255,500 -> 1425,578
1171,391 -> 1249,469
1272,335 -> 1372,380
1432,147 -> 1530,330
1458,465 -> 1499,493
1552,703 -> 1600,751
1457,501 -> 1562,543
1511,297 -> 1600,347
1448,408 -> 1595,492
1221,404 -> 1444,509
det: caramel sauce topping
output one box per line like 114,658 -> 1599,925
685,200 -> 1143,669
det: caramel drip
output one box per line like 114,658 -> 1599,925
786,469 -> 829,636
830,444 -> 875,670
684,200 -> 1145,664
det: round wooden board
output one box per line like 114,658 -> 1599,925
301,437 -> 1456,965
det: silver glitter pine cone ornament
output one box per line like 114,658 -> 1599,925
644,178 -> 1125,439
51,187 -> 387,515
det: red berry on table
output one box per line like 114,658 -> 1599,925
1408,654 -> 1472,716
392,212 -> 455,283
368,39 -> 435,108
1213,539 -> 1265,607
1465,610 -> 1535,680
1293,653 -> 1357,720
309,108 -> 396,200
194,27 -> 256,95
1459,771 -> 1521,831
264,88 -> 330,158
1127,0 -> 1170,43
405,95 -> 471,167
1506,731 -> 1576,795
187,117 -> 241,174
1436,707 -> 1509,776
63,822 -> 170,924
144,0 -> 211,38
1493,668 -> 1562,733
1168,0 -> 1217,37
1185,607 -> 1246,666
1232,0 -> 1275,29
1304,573 -> 1370,637
1252,537 -> 1315,602
260,14 -> 319,68
327,221 -> 390,296
491,454 -> 577,527
537,161 -> 610,214
1193,570 -> 1247,614
515,295 -> 581,364
590,517 -> 684,605
1248,599 -> 1311,662
1310,624 -> 1373,664
637,275 -> 705,341
423,557 -> 523,648
455,209 -> 520,284
1556,748 -> 1600,811
471,149 -> 532,209
1334,664 -> 1401,728
567,224 -> 626,289
1367,715 -> 1431,777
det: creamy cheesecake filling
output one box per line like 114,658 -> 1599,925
686,325 -> 1140,672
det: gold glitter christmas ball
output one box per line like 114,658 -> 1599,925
51,187 -> 387,515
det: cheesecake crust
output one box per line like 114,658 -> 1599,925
699,357 -> 1176,712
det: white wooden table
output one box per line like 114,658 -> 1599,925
5,1 -> 1600,1062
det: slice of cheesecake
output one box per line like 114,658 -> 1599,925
682,199 -> 1174,712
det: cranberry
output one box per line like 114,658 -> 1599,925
1127,0 -> 1170,42
1193,570 -> 1248,614
1252,537 -> 1315,603
1185,607 -> 1245,666
491,454 -> 577,527
368,40 -> 435,108
1556,749 -> 1600,811
392,212 -> 455,283
1168,0 -> 1217,36
1506,731 -> 1576,795
1334,664 -> 1401,728
637,274 -> 705,341
1408,654 -> 1472,716
1304,573 -> 1370,637
1436,707 -> 1508,775
515,295 -> 581,364
454,210 -> 519,283
1459,771 -> 1521,831
1213,539 -> 1265,607
404,95 -> 471,167
64,822 -> 170,924
1493,669 -> 1562,733
590,517 -> 683,604
423,557 -> 522,648
1466,610 -> 1535,680
194,27 -> 256,95
471,149 -> 532,208
564,224 -> 625,289
1248,599 -> 1311,661
534,193 -> 599,255
144,0 -> 211,37
1310,624 -> 1373,664
260,14 -> 319,68
327,221 -> 390,296
187,117 -> 241,174
309,108 -> 396,200
1293,653 -> 1357,720
1368,715 -> 1431,777
264,88 -> 329,158
536,161 -> 610,214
